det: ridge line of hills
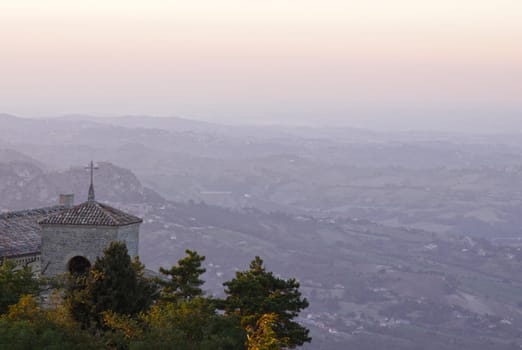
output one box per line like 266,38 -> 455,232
2,114 -> 522,349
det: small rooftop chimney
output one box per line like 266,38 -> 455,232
59,194 -> 74,208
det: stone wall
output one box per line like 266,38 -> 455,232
41,225 -> 118,276
117,223 -> 140,258
0,254 -> 41,275
40,223 -> 141,276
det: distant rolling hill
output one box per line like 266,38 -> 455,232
1,159 -> 521,349
3,114 -> 522,241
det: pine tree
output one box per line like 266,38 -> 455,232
65,241 -> 158,330
223,257 -> 311,349
158,250 -> 206,302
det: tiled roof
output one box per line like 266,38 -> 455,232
38,201 -> 142,226
0,206 -> 65,258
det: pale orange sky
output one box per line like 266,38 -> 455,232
0,0 -> 521,130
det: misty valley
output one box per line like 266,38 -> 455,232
2,114 -> 522,349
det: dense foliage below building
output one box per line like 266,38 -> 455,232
0,242 -> 310,350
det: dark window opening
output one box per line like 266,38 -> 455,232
68,256 -> 91,275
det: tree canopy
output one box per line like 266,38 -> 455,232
0,259 -> 40,315
223,256 -> 311,349
64,241 -> 158,330
0,244 -> 310,349
158,249 -> 206,302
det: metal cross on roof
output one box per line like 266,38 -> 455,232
85,161 -> 99,202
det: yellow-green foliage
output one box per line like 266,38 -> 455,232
0,295 -> 102,349
4,295 -> 43,322
0,248 -> 310,350
246,313 -> 285,350
102,311 -> 144,339
0,259 -> 40,314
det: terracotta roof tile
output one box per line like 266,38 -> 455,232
0,206 -> 65,257
38,201 -> 142,226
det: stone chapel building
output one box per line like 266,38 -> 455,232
0,162 -> 142,276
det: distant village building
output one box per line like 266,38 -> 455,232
0,161 -> 142,276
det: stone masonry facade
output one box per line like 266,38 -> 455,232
40,223 -> 140,276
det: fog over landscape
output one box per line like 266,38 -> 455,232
2,113 -> 522,349
1,0 -> 522,349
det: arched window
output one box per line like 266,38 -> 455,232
68,256 -> 91,275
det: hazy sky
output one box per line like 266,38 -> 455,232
1,0 -> 521,131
